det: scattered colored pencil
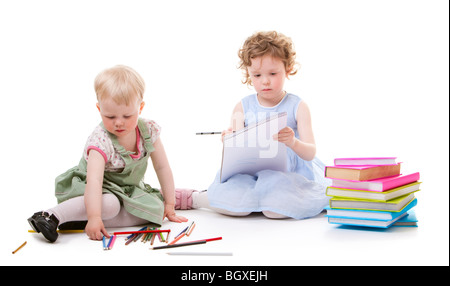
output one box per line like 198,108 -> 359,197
150,237 -> 222,250
168,232 -> 186,245
151,240 -> 206,250
28,229 -> 84,233
98,225 -> 221,251
12,241 -> 27,254
108,235 -> 117,250
186,222 -> 196,236
127,226 -> 148,239
189,237 -> 222,243
158,232 -> 165,242
113,229 -> 170,236
174,226 -> 188,239
106,235 -> 114,249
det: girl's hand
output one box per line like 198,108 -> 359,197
164,203 -> 188,223
273,127 -> 296,148
85,216 -> 110,240
221,127 -> 234,142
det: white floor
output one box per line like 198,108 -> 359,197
4,203 -> 447,266
1,0 -> 448,267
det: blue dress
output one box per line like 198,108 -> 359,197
207,93 -> 330,219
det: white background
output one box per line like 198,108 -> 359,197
1,0 -> 448,266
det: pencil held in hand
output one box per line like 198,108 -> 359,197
196,132 -> 222,135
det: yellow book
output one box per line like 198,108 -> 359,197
329,193 -> 415,212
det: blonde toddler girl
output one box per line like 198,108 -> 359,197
28,65 -> 187,242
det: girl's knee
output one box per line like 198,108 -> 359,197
101,194 -> 121,219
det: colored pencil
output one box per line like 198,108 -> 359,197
106,235 -> 114,249
143,231 -> 153,243
108,235 -> 117,250
28,229 -> 84,233
150,232 -> 157,245
127,226 -> 148,239
196,132 -> 221,135
190,237 -> 222,243
168,232 -> 186,245
158,232 -> 165,242
150,237 -> 222,250
186,222 -> 196,236
12,241 -> 27,254
141,233 -> 149,243
102,236 -> 107,250
150,240 -> 206,250
125,234 -> 137,245
174,226 -> 188,239
113,229 -> 170,235
166,230 -> 171,242
106,235 -> 112,249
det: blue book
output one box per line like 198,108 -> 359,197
393,210 -> 418,227
325,198 -> 417,228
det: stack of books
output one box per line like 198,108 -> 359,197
324,157 -> 420,228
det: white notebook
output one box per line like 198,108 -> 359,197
220,112 -> 288,183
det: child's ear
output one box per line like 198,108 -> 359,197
96,102 -> 101,112
285,68 -> 293,79
139,101 -> 145,114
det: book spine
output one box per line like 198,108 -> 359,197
382,172 -> 420,191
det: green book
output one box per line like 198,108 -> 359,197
329,193 -> 415,212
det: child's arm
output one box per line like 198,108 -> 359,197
84,150 -> 110,240
221,102 -> 245,141
274,101 -> 317,161
150,138 -> 188,223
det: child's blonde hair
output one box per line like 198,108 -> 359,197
238,31 -> 299,85
94,65 -> 145,105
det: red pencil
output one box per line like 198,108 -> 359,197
168,232 -> 186,245
113,229 -> 171,235
189,237 -> 222,243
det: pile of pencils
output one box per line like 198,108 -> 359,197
124,226 -> 169,246
102,227 -> 170,250
101,221 -> 221,251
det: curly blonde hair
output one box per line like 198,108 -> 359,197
238,31 -> 299,85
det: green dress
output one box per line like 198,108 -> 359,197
54,118 -> 165,226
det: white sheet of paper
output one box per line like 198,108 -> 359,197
220,112 -> 288,183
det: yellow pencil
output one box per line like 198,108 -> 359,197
12,241 -> 27,254
28,229 -> 84,233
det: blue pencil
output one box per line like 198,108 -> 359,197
126,226 -> 148,239
102,236 -> 107,250
108,235 -> 117,250
107,235 -> 114,249
174,226 -> 189,239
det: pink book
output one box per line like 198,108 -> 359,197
334,157 -> 397,166
330,172 -> 420,192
